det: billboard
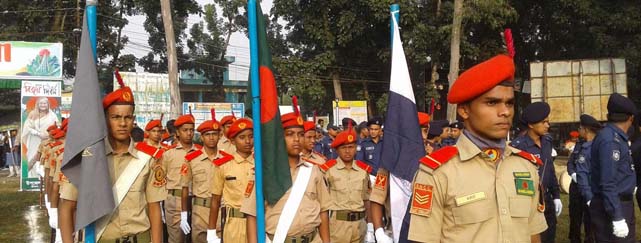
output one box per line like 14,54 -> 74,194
114,72 -> 171,126
20,81 -> 62,191
182,102 -> 245,126
0,42 -> 63,80
332,100 -> 368,126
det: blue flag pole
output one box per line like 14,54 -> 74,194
247,1 -> 266,243
390,4 -> 399,46
85,1 -> 97,242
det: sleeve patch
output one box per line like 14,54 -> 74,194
374,173 -> 387,190
152,163 -> 167,187
245,180 -> 255,198
180,163 -> 189,176
409,183 -> 433,217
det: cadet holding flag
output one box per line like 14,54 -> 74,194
407,54 -> 547,242
589,93 -> 637,242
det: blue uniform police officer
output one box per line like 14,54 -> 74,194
356,117 -> 383,176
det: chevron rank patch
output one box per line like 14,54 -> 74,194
410,183 -> 434,217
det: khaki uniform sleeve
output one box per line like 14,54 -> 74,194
60,181 -> 79,201
370,169 -> 388,205
180,161 -> 192,188
240,184 -> 257,216
51,155 -> 62,182
362,171 -> 371,201
43,151 -> 50,169
529,167 -> 548,235
408,169 -> 445,242
315,167 -> 331,212
145,159 -> 168,203
211,164 -> 225,196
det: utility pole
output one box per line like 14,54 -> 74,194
332,72 -> 343,100
160,0 -> 182,117
447,0 -> 464,121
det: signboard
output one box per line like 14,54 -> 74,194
60,92 -> 72,118
115,72 -> 171,126
332,100 -> 368,126
530,58 -> 627,122
0,42 -> 63,80
19,81 -> 62,191
182,102 -> 245,126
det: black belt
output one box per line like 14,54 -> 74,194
102,230 -> 150,243
268,231 -> 315,243
333,210 -> 366,221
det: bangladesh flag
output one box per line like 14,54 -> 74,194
248,2 -> 292,205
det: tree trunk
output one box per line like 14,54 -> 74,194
160,0 -> 182,117
362,81 -> 374,117
52,0 -> 63,31
332,72 -> 343,100
447,0 -> 464,122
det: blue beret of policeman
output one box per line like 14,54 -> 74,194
522,102 -> 550,124
607,93 -> 637,115
342,118 -> 357,128
579,114 -> 601,128
449,121 -> 464,129
367,117 -> 383,127
428,121 -> 445,136
327,124 -> 340,130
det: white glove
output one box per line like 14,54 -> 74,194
364,223 -> 375,243
612,219 -> 629,238
48,208 -> 58,228
161,208 -> 166,223
54,228 -> 62,243
586,200 -> 591,206
635,187 -> 638,195
571,173 -> 577,183
30,128 -> 40,136
36,163 -> 45,177
375,228 -> 393,243
554,198 -> 563,216
207,229 -> 221,243
180,211 -> 191,234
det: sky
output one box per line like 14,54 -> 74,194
121,0 -> 274,81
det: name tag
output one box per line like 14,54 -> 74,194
513,172 -> 531,178
455,192 -> 486,206
225,176 -> 237,181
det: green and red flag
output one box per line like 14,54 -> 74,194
248,2 -> 292,205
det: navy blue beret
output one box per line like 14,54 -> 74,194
522,102 -> 550,124
607,93 -> 636,115
579,114 -> 601,128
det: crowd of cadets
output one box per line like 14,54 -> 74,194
36,52 -> 641,243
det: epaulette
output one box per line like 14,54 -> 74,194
301,157 -> 320,165
135,142 -> 165,159
515,150 -> 543,167
167,144 -> 178,149
355,160 -> 373,174
194,144 -> 203,150
213,152 -> 234,166
420,146 -> 458,170
312,151 -> 327,160
49,140 -> 63,148
185,150 -> 203,162
319,159 -> 337,172
55,147 -> 65,156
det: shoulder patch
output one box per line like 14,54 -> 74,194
194,144 -> 203,150
515,151 -> 543,167
214,153 -> 234,166
420,146 -> 458,170
319,159 -> 338,172
136,142 -> 165,159
355,160 -> 373,173
301,157 -> 320,165
185,150 -> 204,162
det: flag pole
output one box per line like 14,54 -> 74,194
390,4 -> 400,46
248,1 -> 266,243
85,1 -> 98,242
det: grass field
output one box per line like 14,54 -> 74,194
1,165 -> 641,242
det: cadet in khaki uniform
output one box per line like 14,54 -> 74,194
242,111 -> 332,243
319,125 -> 372,243
162,113 -> 202,243
407,55 -> 547,242
42,124 -> 58,208
179,111 -> 230,243
301,121 -> 326,165
217,115 -> 237,153
58,85 -> 167,243
207,118 -> 254,243
145,115 -> 166,149
47,127 -> 66,243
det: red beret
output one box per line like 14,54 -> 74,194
331,129 -> 357,148
447,55 -> 515,104
569,131 -> 579,138
226,118 -> 253,138
145,119 -> 162,131
174,114 -> 195,127
220,115 -> 237,126
418,112 -> 431,127
197,120 -> 222,134
303,121 -> 316,132
102,86 -> 135,109
281,112 -> 304,128
162,131 -> 170,140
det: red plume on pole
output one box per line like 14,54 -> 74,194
504,28 -> 515,58
292,96 -> 300,116
114,68 -> 125,88
211,108 -> 216,121
188,105 -> 192,115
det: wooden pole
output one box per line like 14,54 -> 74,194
160,0 -> 182,117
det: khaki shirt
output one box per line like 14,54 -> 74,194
41,141 -> 53,170
369,168 -> 389,205
408,134 -> 547,243
61,140 -> 168,240
241,159 -> 331,237
180,149 -> 223,198
217,136 -> 236,154
49,141 -> 65,180
161,143 -> 200,190
323,158 -> 370,212
301,151 -> 326,165
211,152 -> 254,208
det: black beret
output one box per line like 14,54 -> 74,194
522,102 -> 550,124
607,93 -> 637,115
579,114 -> 601,128
428,121 -> 445,136
367,117 -> 383,126
449,121 -> 464,129
327,124 -> 339,130
341,118 -> 357,128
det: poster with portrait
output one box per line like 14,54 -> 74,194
20,81 -> 62,191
